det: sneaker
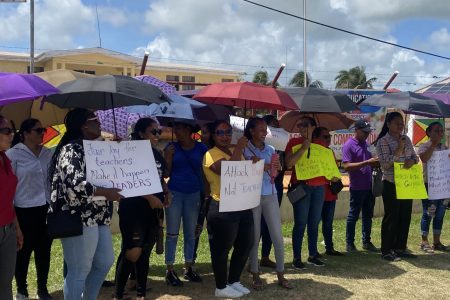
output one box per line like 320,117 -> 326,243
215,286 -> 243,298
37,289 -> 53,300
307,256 -> 325,267
165,270 -> 184,287
292,258 -> 305,269
362,242 -> 379,252
229,282 -> 250,295
433,242 -> 450,252
325,249 -> 344,256
346,243 -> 358,253
381,252 -> 401,262
15,293 -> 29,300
184,267 -> 202,282
260,256 -> 276,268
394,249 -> 417,259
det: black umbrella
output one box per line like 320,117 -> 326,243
359,91 -> 450,117
281,87 -> 357,112
45,75 -> 170,110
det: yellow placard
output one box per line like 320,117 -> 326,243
292,143 -> 341,180
394,162 -> 428,200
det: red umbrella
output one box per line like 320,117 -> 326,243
193,82 -> 298,111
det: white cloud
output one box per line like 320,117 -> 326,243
97,6 -> 128,28
429,28 -> 450,50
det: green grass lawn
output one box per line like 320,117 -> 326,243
16,212 -> 450,299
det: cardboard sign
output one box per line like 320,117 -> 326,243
219,160 -> 264,212
292,143 -> 341,180
427,150 -> 450,200
229,115 -> 289,151
83,140 -> 162,198
394,162 -> 427,200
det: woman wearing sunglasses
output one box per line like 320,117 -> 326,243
114,118 -> 167,300
243,117 -> 290,290
285,116 -> 328,268
48,108 -> 122,300
0,115 -> 23,300
6,119 -> 53,300
203,120 -> 254,298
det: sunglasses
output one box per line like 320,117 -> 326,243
150,129 -> 162,136
215,129 -> 232,137
32,127 -> 47,134
86,117 -> 99,122
297,121 -> 311,128
0,127 -> 14,135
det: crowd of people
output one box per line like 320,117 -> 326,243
0,110 -> 448,300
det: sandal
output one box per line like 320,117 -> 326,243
277,278 -> 293,290
251,274 -> 264,290
420,243 -> 434,254
433,243 -> 450,252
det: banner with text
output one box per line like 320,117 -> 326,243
394,162 -> 427,200
219,160 -> 264,212
83,140 -> 162,198
292,143 -> 341,180
230,115 -> 289,151
427,150 -> 450,200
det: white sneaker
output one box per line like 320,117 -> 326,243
229,282 -> 251,295
15,293 -> 29,300
215,286 -> 244,298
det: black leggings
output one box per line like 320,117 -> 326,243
207,200 -> 254,289
15,205 -> 52,294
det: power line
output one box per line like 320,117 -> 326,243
242,0 -> 450,61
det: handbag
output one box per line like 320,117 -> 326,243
330,180 -> 344,195
372,167 -> 383,197
47,209 -> 83,239
287,182 -> 307,204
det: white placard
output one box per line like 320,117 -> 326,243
219,160 -> 264,212
229,115 -> 288,151
427,149 -> 450,200
83,140 -> 162,198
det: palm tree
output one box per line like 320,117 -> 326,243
289,71 -> 323,88
252,70 -> 269,85
335,66 -> 377,89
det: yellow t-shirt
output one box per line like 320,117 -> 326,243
203,147 -> 231,202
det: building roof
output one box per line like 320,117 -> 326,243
415,77 -> 450,94
0,47 -> 242,76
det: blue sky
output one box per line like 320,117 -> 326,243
0,0 -> 449,90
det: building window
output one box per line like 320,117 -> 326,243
27,66 -> 44,73
166,75 -> 180,90
74,69 -> 96,75
182,76 -> 195,90
222,78 -> 234,82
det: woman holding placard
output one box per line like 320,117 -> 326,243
285,116 -> 327,268
375,111 -> 418,261
49,108 -> 123,300
203,120 -> 254,298
243,117 -> 290,290
114,117 -> 167,300
418,122 -> 449,253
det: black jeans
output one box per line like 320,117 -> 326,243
207,200 -> 254,289
261,172 -> 284,257
381,181 -> 412,255
15,205 -> 52,294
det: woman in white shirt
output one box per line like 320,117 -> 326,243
7,118 -> 53,300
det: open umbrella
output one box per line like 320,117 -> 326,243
134,75 -> 177,95
281,87 -> 357,112
193,81 -> 298,111
422,93 -> 450,105
359,91 -> 450,117
0,70 -> 94,128
279,111 -> 355,133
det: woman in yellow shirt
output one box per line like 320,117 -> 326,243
203,120 -> 254,299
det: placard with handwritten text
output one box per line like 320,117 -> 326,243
292,143 -> 341,180
394,162 -> 427,200
427,150 -> 450,200
83,140 -> 162,198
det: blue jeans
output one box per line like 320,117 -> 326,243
292,184 -> 325,259
346,189 -> 375,245
61,225 -> 114,300
322,201 -> 336,251
421,199 -> 447,236
165,190 -> 201,265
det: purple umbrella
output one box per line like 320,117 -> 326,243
0,72 -> 59,105
423,93 -> 450,106
96,75 -> 173,137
